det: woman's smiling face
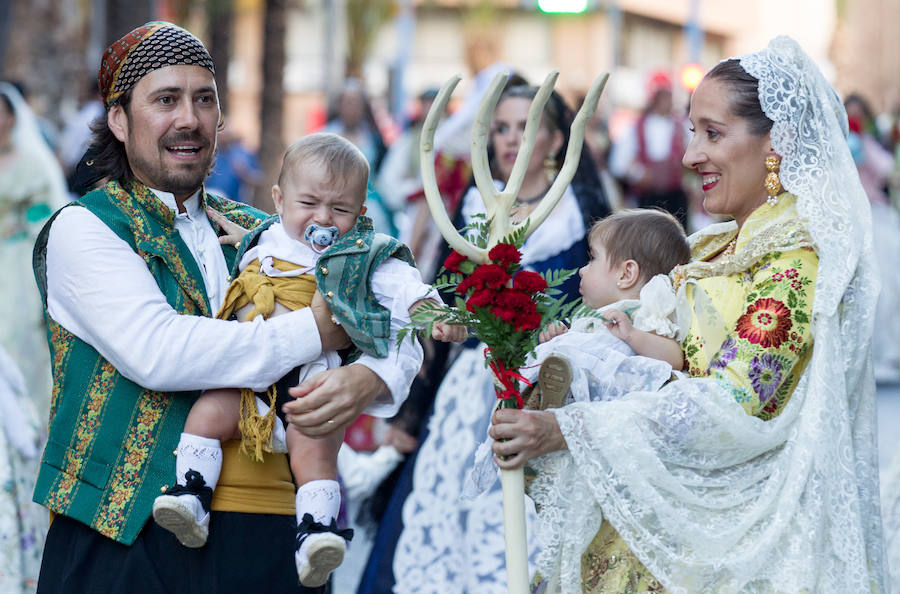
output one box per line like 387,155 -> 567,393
683,77 -> 773,228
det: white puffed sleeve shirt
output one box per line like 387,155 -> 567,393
44,188 -> 419,417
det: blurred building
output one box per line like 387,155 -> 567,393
222,0 -> 838,150
6,0 -> 895,151
831,0 -> 900,115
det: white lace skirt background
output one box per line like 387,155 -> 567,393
393,346 -> 540,593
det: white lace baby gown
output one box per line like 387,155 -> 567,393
530,273 -> 684,405
464,274 -> 685,497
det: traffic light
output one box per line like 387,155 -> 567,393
538,0 -> 589,13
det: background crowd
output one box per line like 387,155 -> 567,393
2,3 -> 900,593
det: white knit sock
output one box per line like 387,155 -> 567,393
295,479 -> 341,526
175,433 -> 222,490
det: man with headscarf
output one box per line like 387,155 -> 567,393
31,21 -> 421,593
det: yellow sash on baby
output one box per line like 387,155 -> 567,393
216,258 -> 317,461
217,257 -> 317,322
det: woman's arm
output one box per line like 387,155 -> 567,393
490,408 -> 567,470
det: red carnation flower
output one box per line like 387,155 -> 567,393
494,288 -> 536,311
515,311 -> 542,331
488,243 -> 522,268
469,264 -> 511,290
466,288 -> 496,312
444,250 -> 468,273
513,270 -> 548,293
736,297 -> 793,348
490,306 -> 518,325
456,275 -> 475,295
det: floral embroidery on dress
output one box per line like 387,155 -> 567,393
708,336 -> 738,371
736,297 -> 792,348
577,521 -> 666,593
748,352 -> 788,402
45,361 -> 117,513
94,390 -> 168,539
46,319 -> 74,425
683,249 -> 817,420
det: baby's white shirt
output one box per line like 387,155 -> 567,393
570,274 -> 686,341
240,221 -> 440,327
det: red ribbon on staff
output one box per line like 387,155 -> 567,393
484,348 -> 531,409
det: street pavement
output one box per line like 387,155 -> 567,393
878,380 -> 900,480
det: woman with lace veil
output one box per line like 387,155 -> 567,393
0,82 -> 67,427
490,37 -> 885,593
0,82 -> 61,592
392,85 -> 609,593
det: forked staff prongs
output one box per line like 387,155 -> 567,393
419,69 -> 609,263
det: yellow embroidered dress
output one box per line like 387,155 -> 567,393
530,194 -> 821,593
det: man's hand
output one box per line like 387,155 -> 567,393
310,290 -> 352,351
284,365 -> 387,437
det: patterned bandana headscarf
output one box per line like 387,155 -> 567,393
98,21 -> 214,108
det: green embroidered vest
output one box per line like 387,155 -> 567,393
237,215 -> 415,359
32,181 -> 265,545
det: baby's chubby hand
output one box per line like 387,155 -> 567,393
539,321 -> 568,343
206,208 -> 249,247
432,321 -> 468,343
410,298 -> 468,343
602,308 -> 634,342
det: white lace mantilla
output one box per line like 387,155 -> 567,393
529,36 -> 884,593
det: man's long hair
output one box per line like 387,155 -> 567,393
82,91 -> 136,191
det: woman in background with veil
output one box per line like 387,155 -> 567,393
0,82 -> 67,428
0,81 -> 62,593
490,37 -> 885,593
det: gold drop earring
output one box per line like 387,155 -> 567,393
765,155 -> 782,206
544,153 -> 559,184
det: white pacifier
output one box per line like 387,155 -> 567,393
304,224 -> 339,253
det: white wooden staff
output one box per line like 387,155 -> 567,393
419,69 -> 609,593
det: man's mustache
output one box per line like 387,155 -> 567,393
160,133 -> 210,148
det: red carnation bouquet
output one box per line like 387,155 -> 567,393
402,222 -> 578,410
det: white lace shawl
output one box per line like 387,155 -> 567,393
529,36 -> 884,593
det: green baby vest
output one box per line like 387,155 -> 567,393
236,215 -> 416,359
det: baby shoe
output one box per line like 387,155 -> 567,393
152,470 -> 213,548
295,513 -> 353,587
537,354 -> 573,410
